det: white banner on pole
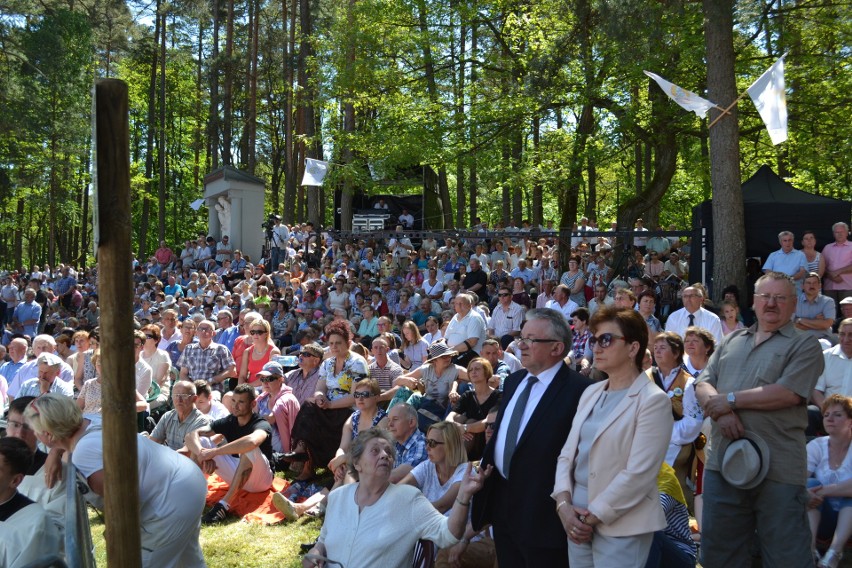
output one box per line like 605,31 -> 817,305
301,158 -> 330,186
747,55 -> 788,145
643,70 -> 716,118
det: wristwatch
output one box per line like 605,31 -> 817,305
727,392 -> 737,410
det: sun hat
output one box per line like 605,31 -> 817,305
423,342 -> 459,365
720,431 -> 770,490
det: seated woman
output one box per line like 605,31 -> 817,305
274,378 -> 387,521
302,428 -> 489,568
399,321 -> 429,372
446,358 -> 500,460
237,319 -> 281,386
401,422 -> 469,513
140,324 -> 173,414
284,320 -> 368,480
807,394 -> 852,568
394,342 -> 468,432
645,463 -> 698,568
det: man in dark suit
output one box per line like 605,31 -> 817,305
472,307 -> 592,566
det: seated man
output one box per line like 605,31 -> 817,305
148,380 -> 212,452
185,384 -> 274,524
387,403 -> 428,483
17,353 -> 74,399
5,396 -> 66,532
0,438 -> 61,568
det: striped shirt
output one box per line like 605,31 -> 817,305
660,493 -> 697,559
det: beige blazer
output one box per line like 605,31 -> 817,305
552,373 -> 673,537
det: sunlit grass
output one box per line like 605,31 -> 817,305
88,507 -> 321,567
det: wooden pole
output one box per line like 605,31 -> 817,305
94,78 -> 142,568
708,88 -> 749,129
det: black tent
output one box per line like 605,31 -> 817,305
691,165 -> 851,292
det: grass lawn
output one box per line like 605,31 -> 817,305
88,507 -> 322,567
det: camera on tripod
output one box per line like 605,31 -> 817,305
261,214 -> 281,240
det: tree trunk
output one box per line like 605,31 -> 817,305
282,0 -> 298,223
468,22 -> 478,225
209,0 -> 220,169
704,0 -> 745,300
454,17 -> 466,228
157,11 -> 167,245
222,0 -> 234,165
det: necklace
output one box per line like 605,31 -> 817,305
829,438 -> 851,469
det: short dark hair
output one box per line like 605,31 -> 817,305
590,306 -> 649,369
232,383 -> 256,402
0,437 -> 34,475
9,396 -> 36,416
570,307 -> 590,323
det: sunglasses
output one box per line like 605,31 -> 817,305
485,422 -> 496,431
352,391 -> 374,399
588,333 -> 626,348
249,329 -> 267,335
145,334 -> 156,340
299,352 -> 318,358
498,293 -> 510,297
259,376 -> 280,383
425,439 -> 445,448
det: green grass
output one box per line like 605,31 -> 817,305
88,507 -> 322,567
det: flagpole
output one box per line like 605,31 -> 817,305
708,88 -> 749,129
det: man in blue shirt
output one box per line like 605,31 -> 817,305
387,403 -> 427,483
0,338 -> 27,406
214,310 -> 240,351
12,289 -> 42,338
762,230 -> 808,292
17,353 -> 74,399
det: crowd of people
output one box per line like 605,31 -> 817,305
0,215 -> 851,568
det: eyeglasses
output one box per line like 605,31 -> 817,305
196,328 -> 214,333
134,342 -> 144,348
754,293 -> 790,304
517,337 -> 559,346
588,333 -> 626,348
173,393 -> 194,400
498,293 -> 510,297
250,329 -> 267,335
425,439 -> 445,448
485,422 -> 496,431
259,376 -> 280,383
6,420 -> 32,431
352,391 -> 374,399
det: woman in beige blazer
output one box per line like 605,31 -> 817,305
552,306 -> 673,567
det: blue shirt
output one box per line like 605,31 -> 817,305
394,429 -> 428,469
0,360 -> 24,385
762,248 -> 807,279
13,301 -> 42,337
18,377 -> 74,398
214,325 -> 240,351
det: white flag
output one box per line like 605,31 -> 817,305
644,71 -> 716,118
747,55 -> 788,145
189,198 -> 205,211
301,158 -> 329,186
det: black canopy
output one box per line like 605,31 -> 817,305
691,165 -> 851,289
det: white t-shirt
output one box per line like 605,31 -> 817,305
412,461 -> 467,516
135,358 -> 153,398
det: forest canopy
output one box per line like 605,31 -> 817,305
0,0 -> 848,267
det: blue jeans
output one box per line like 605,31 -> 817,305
807,477 -> 852,541
644,531 -> 696,568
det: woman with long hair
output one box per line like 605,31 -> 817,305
238,319 -> 281,386
400,320 -> 429,371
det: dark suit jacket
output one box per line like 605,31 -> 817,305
471,362 -> 592,549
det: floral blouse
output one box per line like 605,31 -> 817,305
320,352 -> 370,401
